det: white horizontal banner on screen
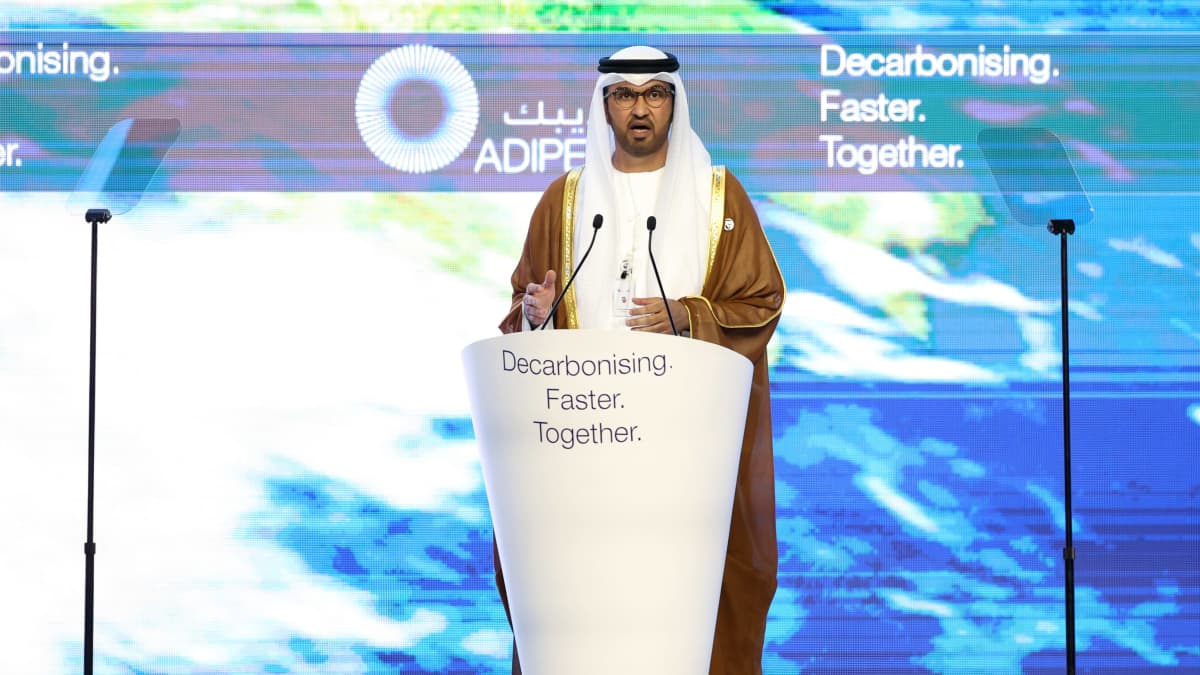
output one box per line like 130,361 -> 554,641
1,32 -> 1197,192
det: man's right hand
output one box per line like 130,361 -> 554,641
523,270 -> 557,328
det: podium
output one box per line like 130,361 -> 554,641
462,329 -> 753,675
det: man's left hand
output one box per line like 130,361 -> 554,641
627,297 -> 689,334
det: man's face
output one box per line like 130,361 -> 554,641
604,80 -> 675,163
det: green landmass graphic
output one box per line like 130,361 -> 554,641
58,1 -> 808,32
767,192 -> 995,339
179,192 -> 526,297
358,192 -> 525,293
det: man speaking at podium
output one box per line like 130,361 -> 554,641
498,46 -> 785,674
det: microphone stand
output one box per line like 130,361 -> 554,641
540,214 -> 603,330
645,216 -> 677,336
1049,217 -> 1078,675
83,207 -> 111,675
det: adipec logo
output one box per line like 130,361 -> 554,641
355,45 -> 480,174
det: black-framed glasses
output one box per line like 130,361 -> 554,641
604,85 -> 675,110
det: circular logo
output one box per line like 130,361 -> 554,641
356,45 -> 480,174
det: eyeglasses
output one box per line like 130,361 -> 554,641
604,85 -> 674,110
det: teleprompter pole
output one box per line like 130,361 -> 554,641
83,207 -> 111,675
1048,217 -> 1077,675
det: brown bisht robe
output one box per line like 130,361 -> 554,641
496,167 -> 784,675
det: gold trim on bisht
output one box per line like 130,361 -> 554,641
688,294 -> 783,330
561,166 -> 584,329
707,165 -> 727,286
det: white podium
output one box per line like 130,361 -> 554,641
462,329 -> 753,675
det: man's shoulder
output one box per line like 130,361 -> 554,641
719,167 -> 751,201
547,169 -> 574,192
537,167 -> 583,200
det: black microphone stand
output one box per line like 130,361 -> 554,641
83,207 -> 111,675
540,214 -> 603,330
1049,217 -> 1078,675
645,216 -> 677,336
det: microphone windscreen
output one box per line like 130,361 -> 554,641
593,213 -> 604,229
646,215 -> 657,231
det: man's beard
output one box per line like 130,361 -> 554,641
613,117 -> 671,158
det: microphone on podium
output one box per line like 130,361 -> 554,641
540,214 -> 604,330
646,216 -> 679,337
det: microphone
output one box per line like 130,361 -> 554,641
540,214 -> 603,330
646,216 -> 679,337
